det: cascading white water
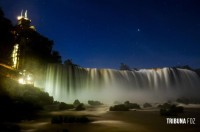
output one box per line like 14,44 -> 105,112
43,64 -> 200,103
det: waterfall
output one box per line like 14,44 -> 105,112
43,64 -> 200,103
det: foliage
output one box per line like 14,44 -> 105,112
88,100 -> 103,106
64,59 -> 79,67
159,103 -> 169,109
0,76 -> 54,122
59,102 -> 74,110
119,63 -> 131,70
110,104 -> 129,111
75,103 -> 86,111
0,8 -> 14,65
124,101 -> 141,109
159,103 -> 184,116
73,99 -> 81,107
110,101 -> 141,111
143,103 -> 152,108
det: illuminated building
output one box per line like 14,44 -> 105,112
10,10 -> 56,85
12,44 -> 19,69
12,10 -> 35,70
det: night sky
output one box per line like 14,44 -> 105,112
0,0 -> 200,69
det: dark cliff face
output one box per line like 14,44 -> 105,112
0,8 -> 14,65
0,75 -> 54,122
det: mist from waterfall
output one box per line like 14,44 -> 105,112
43,64 -> 200,104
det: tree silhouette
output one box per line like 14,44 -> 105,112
119,63 -> 130,70
52,51 -> 62,63
0,8 -> 14,65
64,59 -> 79,67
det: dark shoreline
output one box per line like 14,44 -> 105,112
14,106 -> 200,132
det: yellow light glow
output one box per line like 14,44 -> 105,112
27,75 -> 32,81
17,16 -> 22,20
12,44 -> 19,69
17,10 -> 30,21
18,78 -> 25,84
17,70 -> 34,85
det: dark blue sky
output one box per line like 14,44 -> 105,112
1,0 -> 200,69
